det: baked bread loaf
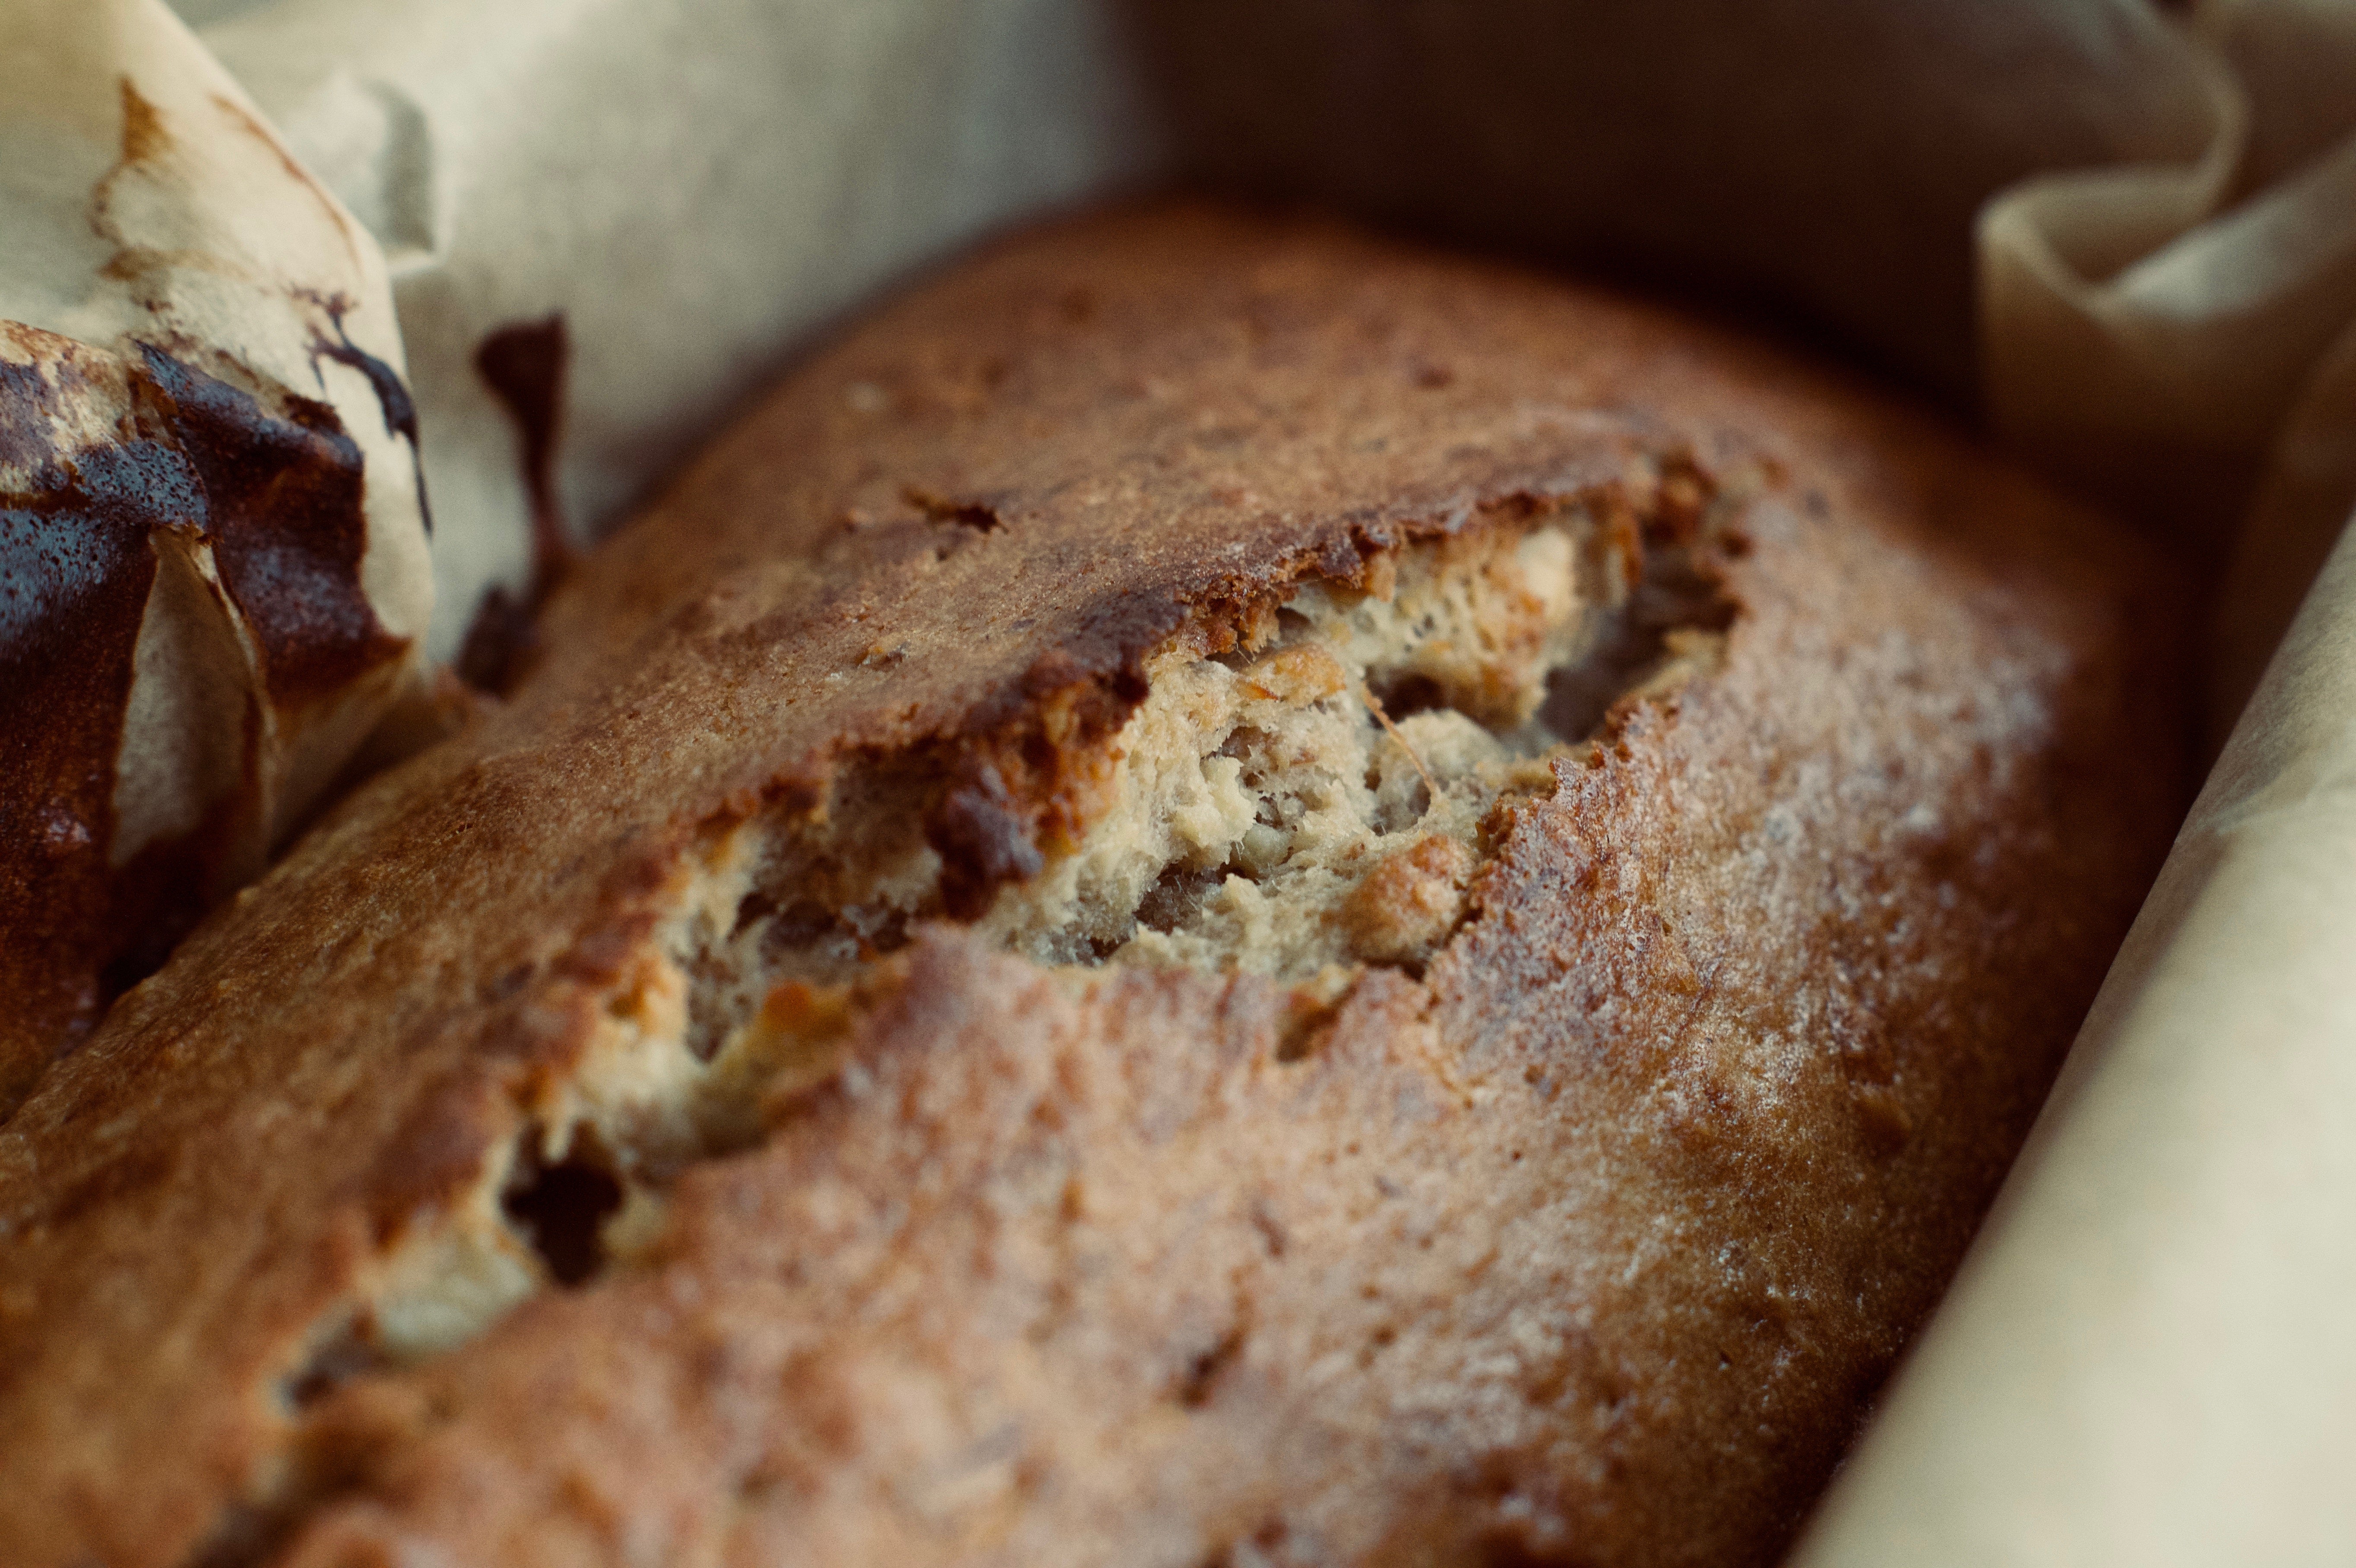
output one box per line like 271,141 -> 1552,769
0,204 -> 2185,1567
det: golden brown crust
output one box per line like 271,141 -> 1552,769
0,203 -> 2186,1567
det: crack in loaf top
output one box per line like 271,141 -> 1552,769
510,201 -> 1756,792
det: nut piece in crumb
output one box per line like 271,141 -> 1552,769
1343,834 -> 1475,963
1239,645 -> 1347,704
732,979 -> 858,1118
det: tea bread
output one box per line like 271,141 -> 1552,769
0,203 -> 2186,1568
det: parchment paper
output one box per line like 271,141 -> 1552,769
54,0 -> 2356,1557
0,0 -> 428,1100
0,0 -> 432,845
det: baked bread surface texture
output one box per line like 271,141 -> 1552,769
0,204 -> 2184,1568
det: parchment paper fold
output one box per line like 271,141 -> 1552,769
0,0 -> 427,1106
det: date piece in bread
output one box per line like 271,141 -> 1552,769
0,204 -> 2186,1568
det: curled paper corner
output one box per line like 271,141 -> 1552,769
0,0 -> 432,1110
1977,0 -> 2356,735
1975,28 -> 2252,548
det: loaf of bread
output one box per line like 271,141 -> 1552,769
0,204 -> 2186,1567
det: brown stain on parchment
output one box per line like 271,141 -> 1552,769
299,289 -> 430,538
137,345 -> 406,710
0,328 -> 407,1116
117,78 -> 169,163
459,315 -> 575,694
90,78 -> 171,268
0,337 -> 190,1115
94,79 -> 362,286
0,66 -> 434,1116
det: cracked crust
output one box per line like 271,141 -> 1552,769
0,203 -> 2186,1568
